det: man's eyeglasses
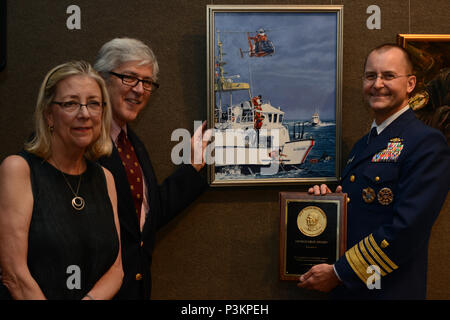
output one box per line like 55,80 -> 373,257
52,101 -> 105,115
109,71 -> 159,92
363,72 -> 413,82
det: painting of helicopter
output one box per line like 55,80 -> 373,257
240,28 -> 275,58
207,5 -> 343,185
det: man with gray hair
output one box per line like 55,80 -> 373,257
94,38 -> 208,299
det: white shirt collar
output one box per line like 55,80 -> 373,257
371,104 -> 410,135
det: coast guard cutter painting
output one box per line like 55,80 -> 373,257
207,5 -> 343,185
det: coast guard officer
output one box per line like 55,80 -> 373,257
298,44 -> 450,299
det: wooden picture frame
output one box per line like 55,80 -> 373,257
397,34 -> 450,143
397,34 -> 450,92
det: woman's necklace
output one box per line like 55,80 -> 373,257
52,157 -> 85,211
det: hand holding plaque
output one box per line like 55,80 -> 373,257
279,192 -> 347,281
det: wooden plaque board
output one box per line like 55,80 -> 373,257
279,192 -> 347,281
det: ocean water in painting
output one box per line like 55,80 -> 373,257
215,120 -> 336,180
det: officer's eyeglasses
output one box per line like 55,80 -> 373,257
363,72 -> 413,83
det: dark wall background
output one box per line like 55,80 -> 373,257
0,0 -> 448,299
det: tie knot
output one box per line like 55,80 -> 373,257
370,127 -> 378,137
367,127 -> 378,144
118,129 -> 127,145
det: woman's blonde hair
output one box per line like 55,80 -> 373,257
25,60 -> 113,160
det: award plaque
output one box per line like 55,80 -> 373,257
279,192 -> 347,281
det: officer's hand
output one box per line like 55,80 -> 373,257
297,264 -> 341,293
308,184 -> 342,195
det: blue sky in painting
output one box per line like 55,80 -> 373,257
214,12 -> 337,121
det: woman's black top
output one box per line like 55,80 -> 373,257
0,150 -> 119,299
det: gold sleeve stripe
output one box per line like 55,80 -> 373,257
353,243 -> 372,279
364,237 -> 393,274
345,246 -> 368,284
346,234 -> 399,285
368,234 -> 398,270
358,240 -> 387,276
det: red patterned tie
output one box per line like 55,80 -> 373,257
117,130 -> 144,221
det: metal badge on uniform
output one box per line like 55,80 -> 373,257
362,187 -> 376,203
372,138 -> 404,162
377,187 -> 394,205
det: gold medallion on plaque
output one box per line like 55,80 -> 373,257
297,206 -> 327,237
378,187 -> 394,205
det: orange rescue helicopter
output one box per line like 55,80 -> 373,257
240,28 -> 275,58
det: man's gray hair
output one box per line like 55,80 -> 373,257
94,37 -> 159,80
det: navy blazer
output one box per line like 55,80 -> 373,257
333,108 -> 450,299
98,126 -> 207,299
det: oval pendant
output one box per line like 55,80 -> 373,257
72,196 -> 85,211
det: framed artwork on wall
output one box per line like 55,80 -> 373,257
0,0 -> 6,71
397,34 -> 450,143
206,5 -> 343,186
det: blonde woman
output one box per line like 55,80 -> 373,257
0,61 -> 123,299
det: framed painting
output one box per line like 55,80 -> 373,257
207,5 -> 343,186
397,34 -> 450,143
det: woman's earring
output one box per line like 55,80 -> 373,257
49,125 -> 54,133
